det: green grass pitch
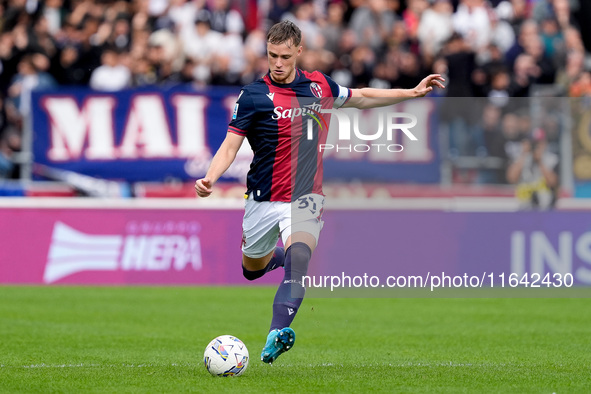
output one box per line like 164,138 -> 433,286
1,286 -> 590,393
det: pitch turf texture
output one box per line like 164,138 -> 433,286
1,287 -> 590,393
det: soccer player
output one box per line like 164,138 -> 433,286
195,20 -> 445,364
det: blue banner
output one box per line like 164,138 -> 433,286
31,86 -> 440,183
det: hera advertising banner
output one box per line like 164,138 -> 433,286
1,207 -> 591,286
0,207 -> 275,285
31,87 -> 441,183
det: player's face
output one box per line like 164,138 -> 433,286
267,40 -> 302,84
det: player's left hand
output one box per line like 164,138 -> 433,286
415,74 -> 446,97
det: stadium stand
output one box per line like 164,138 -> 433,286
0,0 -> 589,198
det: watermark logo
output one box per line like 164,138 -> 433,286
276,98 -> 422,154
306,108 -> 419,153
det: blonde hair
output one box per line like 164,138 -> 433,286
266,20 -> 302,47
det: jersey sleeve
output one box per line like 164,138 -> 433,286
323,73 -> 351,109
228,89 -> 255,136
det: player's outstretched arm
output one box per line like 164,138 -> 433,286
195,132 -> 245,198
344,74 -> 445,109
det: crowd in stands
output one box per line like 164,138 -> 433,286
0,0 -> 590,183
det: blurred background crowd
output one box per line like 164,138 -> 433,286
0,0 -> 590,194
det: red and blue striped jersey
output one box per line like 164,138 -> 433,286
228,69 -> 351,202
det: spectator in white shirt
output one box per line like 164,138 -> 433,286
89,46 -> 132,91
453,0 -> 493,51
418,0 -> 454,57
183,10 -> 223,84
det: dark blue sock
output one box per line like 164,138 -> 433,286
270,242 -> 312,331
242,247 -> 285,281
266,247 -> 285,272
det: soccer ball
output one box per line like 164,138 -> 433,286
203,335 -> 249,377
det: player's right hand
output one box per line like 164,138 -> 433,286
195,178 -> 213,198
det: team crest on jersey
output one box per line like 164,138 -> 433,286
310,82 -> 322,98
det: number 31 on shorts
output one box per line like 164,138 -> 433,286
294,194 -> 324,221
